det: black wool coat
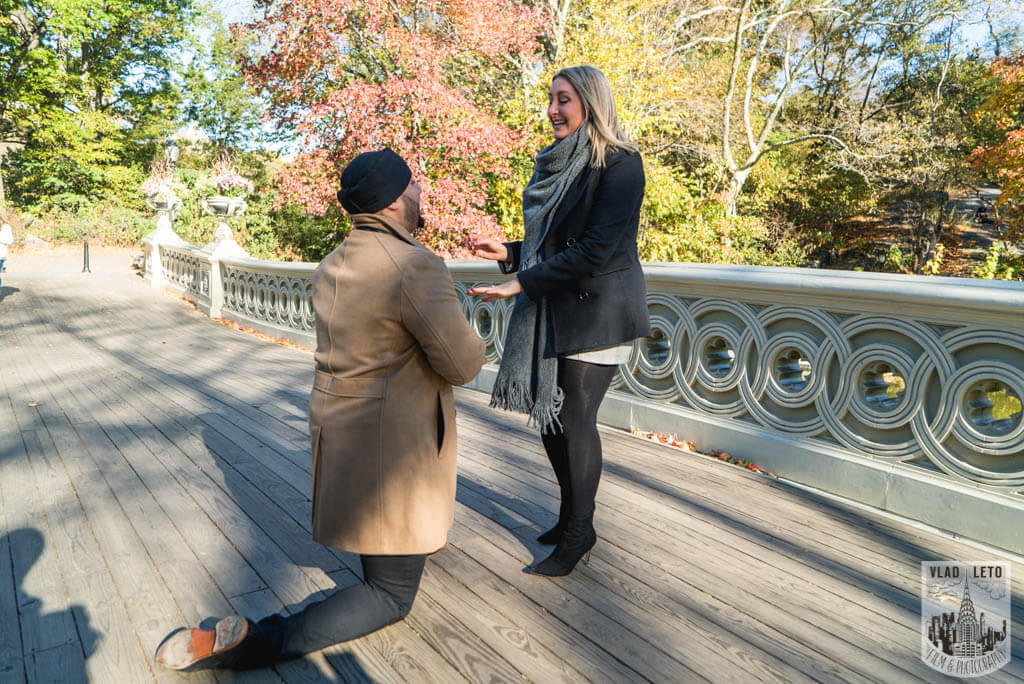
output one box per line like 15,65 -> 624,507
501,147 -> 651,355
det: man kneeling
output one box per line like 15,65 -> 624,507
155,149 -> 486,671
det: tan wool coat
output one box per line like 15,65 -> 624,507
309,213 -> 485,555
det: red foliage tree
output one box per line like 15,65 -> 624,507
970,53 -> 1024,241
242,0 -> 547,256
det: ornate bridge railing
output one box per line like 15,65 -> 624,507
143,236 -> 1024,554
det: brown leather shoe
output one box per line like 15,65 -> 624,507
154,616 -> 249,670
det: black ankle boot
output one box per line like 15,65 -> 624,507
536,522 -> 563,545
526,517 -> 596,577
536,500 -> 570,544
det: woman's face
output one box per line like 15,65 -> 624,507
548,77 -> 584,141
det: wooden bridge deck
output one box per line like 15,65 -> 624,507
1,250 -> 1022,683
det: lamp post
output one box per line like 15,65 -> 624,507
163,140 -> 180,223
164,140 -> 180,170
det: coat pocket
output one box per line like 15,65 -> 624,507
436,393 -> 445,453
592,264 -> 630,277
437,387 -> 457,458
313,371 -> 386,398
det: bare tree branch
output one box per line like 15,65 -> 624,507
722,0 -> 751,173
932,17 -> 956,113
673,5 -> 742,30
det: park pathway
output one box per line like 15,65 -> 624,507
1,250 -> 1023,683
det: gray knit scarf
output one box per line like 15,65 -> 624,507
490,126 -> 592,433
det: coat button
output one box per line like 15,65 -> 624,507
566,237 -> 576,246
578,291 -> 589,300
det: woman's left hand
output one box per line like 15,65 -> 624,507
468,279 -> 523,302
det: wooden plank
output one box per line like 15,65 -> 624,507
127,434 -> 334,609
0,437 -> 28,684
74,422 -> 236,630
449,500 -> 710,683
27,642 -> 87,684
6,327 -> 163,682
457,450 -> 1024,682
6,299 -> 264,614
6,286 -> 220,684
452,452 -> 936,682
453,485 -> 828,682
97,337 -> 312,468
97,372 -> 339,575
255,402 -> 309,439
3,430 -> 78,655
589,424 -> 1024,619
401,589 -> 526,683
93,416 -> 266,600
457,416 -> 1024,663
429,545 -> 646,684
489,432 -> 1024,657
419,556 -> 587,683
449,491 -> 830,684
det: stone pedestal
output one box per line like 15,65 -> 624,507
200,224 -> 250,318
142,194 -> 184,288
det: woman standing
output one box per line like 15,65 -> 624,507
469,65 -> 649,576
0,222 -> 12,292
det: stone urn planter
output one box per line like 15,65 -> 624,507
202,195 -> 247,218
143,190 -> 185,247
145,192 -> 182,214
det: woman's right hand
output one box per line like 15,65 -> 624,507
467,235 -> 509,262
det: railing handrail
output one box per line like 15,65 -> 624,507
450,259 -> 1024,317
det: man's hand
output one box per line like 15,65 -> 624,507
467,235 -> 509,262
468,279 -> 523,302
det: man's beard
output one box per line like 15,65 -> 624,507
402,195 -> 425,232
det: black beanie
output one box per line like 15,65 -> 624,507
336,148 -> 412,215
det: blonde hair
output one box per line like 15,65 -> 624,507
552,65 -> 635,168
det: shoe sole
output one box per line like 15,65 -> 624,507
154,615 -> 248,671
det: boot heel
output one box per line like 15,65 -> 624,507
525,524 -> 597,577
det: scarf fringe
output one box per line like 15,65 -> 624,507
489,381 -> 565,435
489,378 -> 534,414
529,384 -> 564,435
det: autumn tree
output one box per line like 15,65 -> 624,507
242,0 -> 548,256
673,0 -> 981,216
546,0 -> 821,265
971,53 -> 1024,245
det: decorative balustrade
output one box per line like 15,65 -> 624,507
160,246 -> 209,305
221,260 -> 315,335
452,262 -> 1024,489
143,237 -> 1024,554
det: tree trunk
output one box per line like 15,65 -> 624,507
725,168 -> 751,217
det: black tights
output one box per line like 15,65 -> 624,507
541,358 -> 616,523
230,553 -> 426,669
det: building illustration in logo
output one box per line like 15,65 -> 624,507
926,576 -> 1008,657
921,561 -> 1011,677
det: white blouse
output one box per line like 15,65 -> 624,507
565,341 -> 633,366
